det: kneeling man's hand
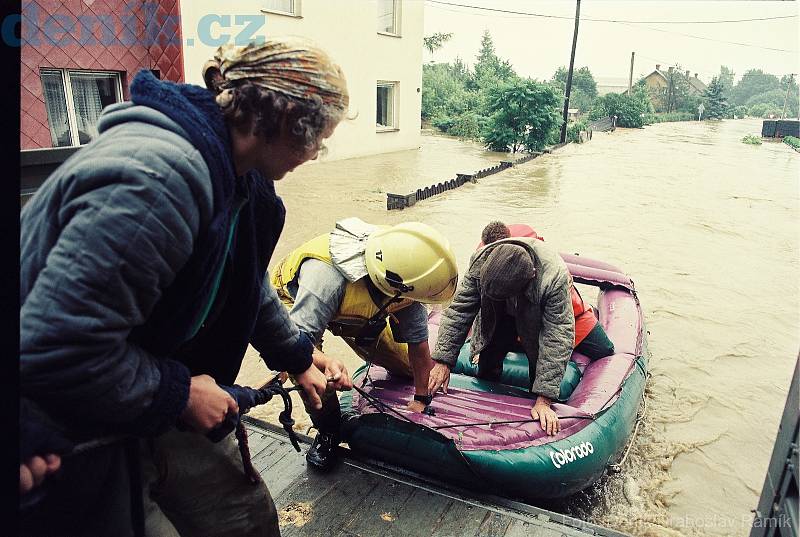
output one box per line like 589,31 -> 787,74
406,400 -> 427,413
530,396 -> 560,436
427,362 -> 451,395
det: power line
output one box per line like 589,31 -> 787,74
427,0 -> 798,25
636,54 -> 718,79
426,0 -> 799,53
614,21 -> 798,54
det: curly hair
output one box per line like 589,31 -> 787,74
205,71 -> 343,153
481,221 -> 511,245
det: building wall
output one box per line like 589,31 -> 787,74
21,0 -> 185,150
596,85 -> 629,97
180,0 -> 424,162
643,72 -> 667,92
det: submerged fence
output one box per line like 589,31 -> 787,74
762,119 -> 800,138
386,147 -> 562,210
589,116 -> 616,132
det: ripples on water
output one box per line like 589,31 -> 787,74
236,119 -> 798,536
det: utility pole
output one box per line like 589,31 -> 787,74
781,73 -> 795,119
560,0 -> 581,144
666,70 -> 673,113
628,52 -> 635,94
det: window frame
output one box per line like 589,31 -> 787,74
376,81 -> 399,132
40,68 -> 123,147
261,0 -> 302,18
377,0 -> 401,37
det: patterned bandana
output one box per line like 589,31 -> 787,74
207,36 -> 349,113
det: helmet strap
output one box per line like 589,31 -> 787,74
355,291 -> 404,348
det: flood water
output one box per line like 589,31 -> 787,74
236,119 -> 799,536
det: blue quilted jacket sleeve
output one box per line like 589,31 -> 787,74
20,109 -> 212,437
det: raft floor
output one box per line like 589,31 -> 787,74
243,416 -> 630,537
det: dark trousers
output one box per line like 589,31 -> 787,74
20,442 -> 142,537
477,309 -> 527,384
477,311 -> 616,386
304,390 -> 343,437
575,322 -> 615,360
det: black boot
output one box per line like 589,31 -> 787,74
306,432 -> 339,472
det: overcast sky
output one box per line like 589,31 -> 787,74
422,0 -> 800,84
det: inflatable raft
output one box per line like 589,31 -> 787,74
340,243 -> 647,501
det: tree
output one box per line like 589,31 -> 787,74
481,78 -> 562,152
780,74 -> 798,92
472,30 -> 516,90
550,66 -> 598,113
594,87 -> 650,128
731,69 -> 780,106
664,67 -> 692,113
422,63 -> 468,120
422,61 -> 480,121
749,102 -> 781,118
703,76 -> 728,119
745,89 -> 788,109
423,32 -> 453,55
732,105 -> 749,118
718,66 -> 735,98
644,67 -> 688,113
550,66 -> 598,98
745,88 -> 798,118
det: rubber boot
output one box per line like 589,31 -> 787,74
306,432 -> 340,472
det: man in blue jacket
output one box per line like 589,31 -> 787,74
20,38 -> 351,537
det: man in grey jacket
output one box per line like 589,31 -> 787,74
20,38 -> 350,537
427,237 -> 575,436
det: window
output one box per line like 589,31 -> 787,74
376,82 -> 398,130
40,69 -> 122,147
377,0 -> 399,35
262,0 -> 300,16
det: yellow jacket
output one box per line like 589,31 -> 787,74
271,233 -> 418,375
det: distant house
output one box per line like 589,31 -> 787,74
567,108 -> 579,121
687,72 -> 707,94
643,65 -> 706,95
595,76 -> 630,96
641,64 -> 706,111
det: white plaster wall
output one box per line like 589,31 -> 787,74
180,0 -> 424,161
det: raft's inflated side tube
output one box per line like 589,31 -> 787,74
452,346 -> 583,402
340,254 -> 647,501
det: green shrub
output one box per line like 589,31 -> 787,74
784,136 -> 800,150
595,92 -> 649,128
566,120 -> 589,143
449,111 -> 484,140
748,103 -> 782,118
481,78 -> 562,152
741,134 -> 762,145
431,114 -> 455,133
587,107 -> 608,121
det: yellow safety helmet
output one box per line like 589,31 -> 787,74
364,222 -> 459,304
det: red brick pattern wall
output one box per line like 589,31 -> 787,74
21,0 -> 184,149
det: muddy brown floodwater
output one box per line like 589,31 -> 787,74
235,119 -> 799,536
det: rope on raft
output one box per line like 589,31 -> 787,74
352,384 -> 418,426
352,368 -> 596,431
429,413 -> 596,430
607,370 -> 650,473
